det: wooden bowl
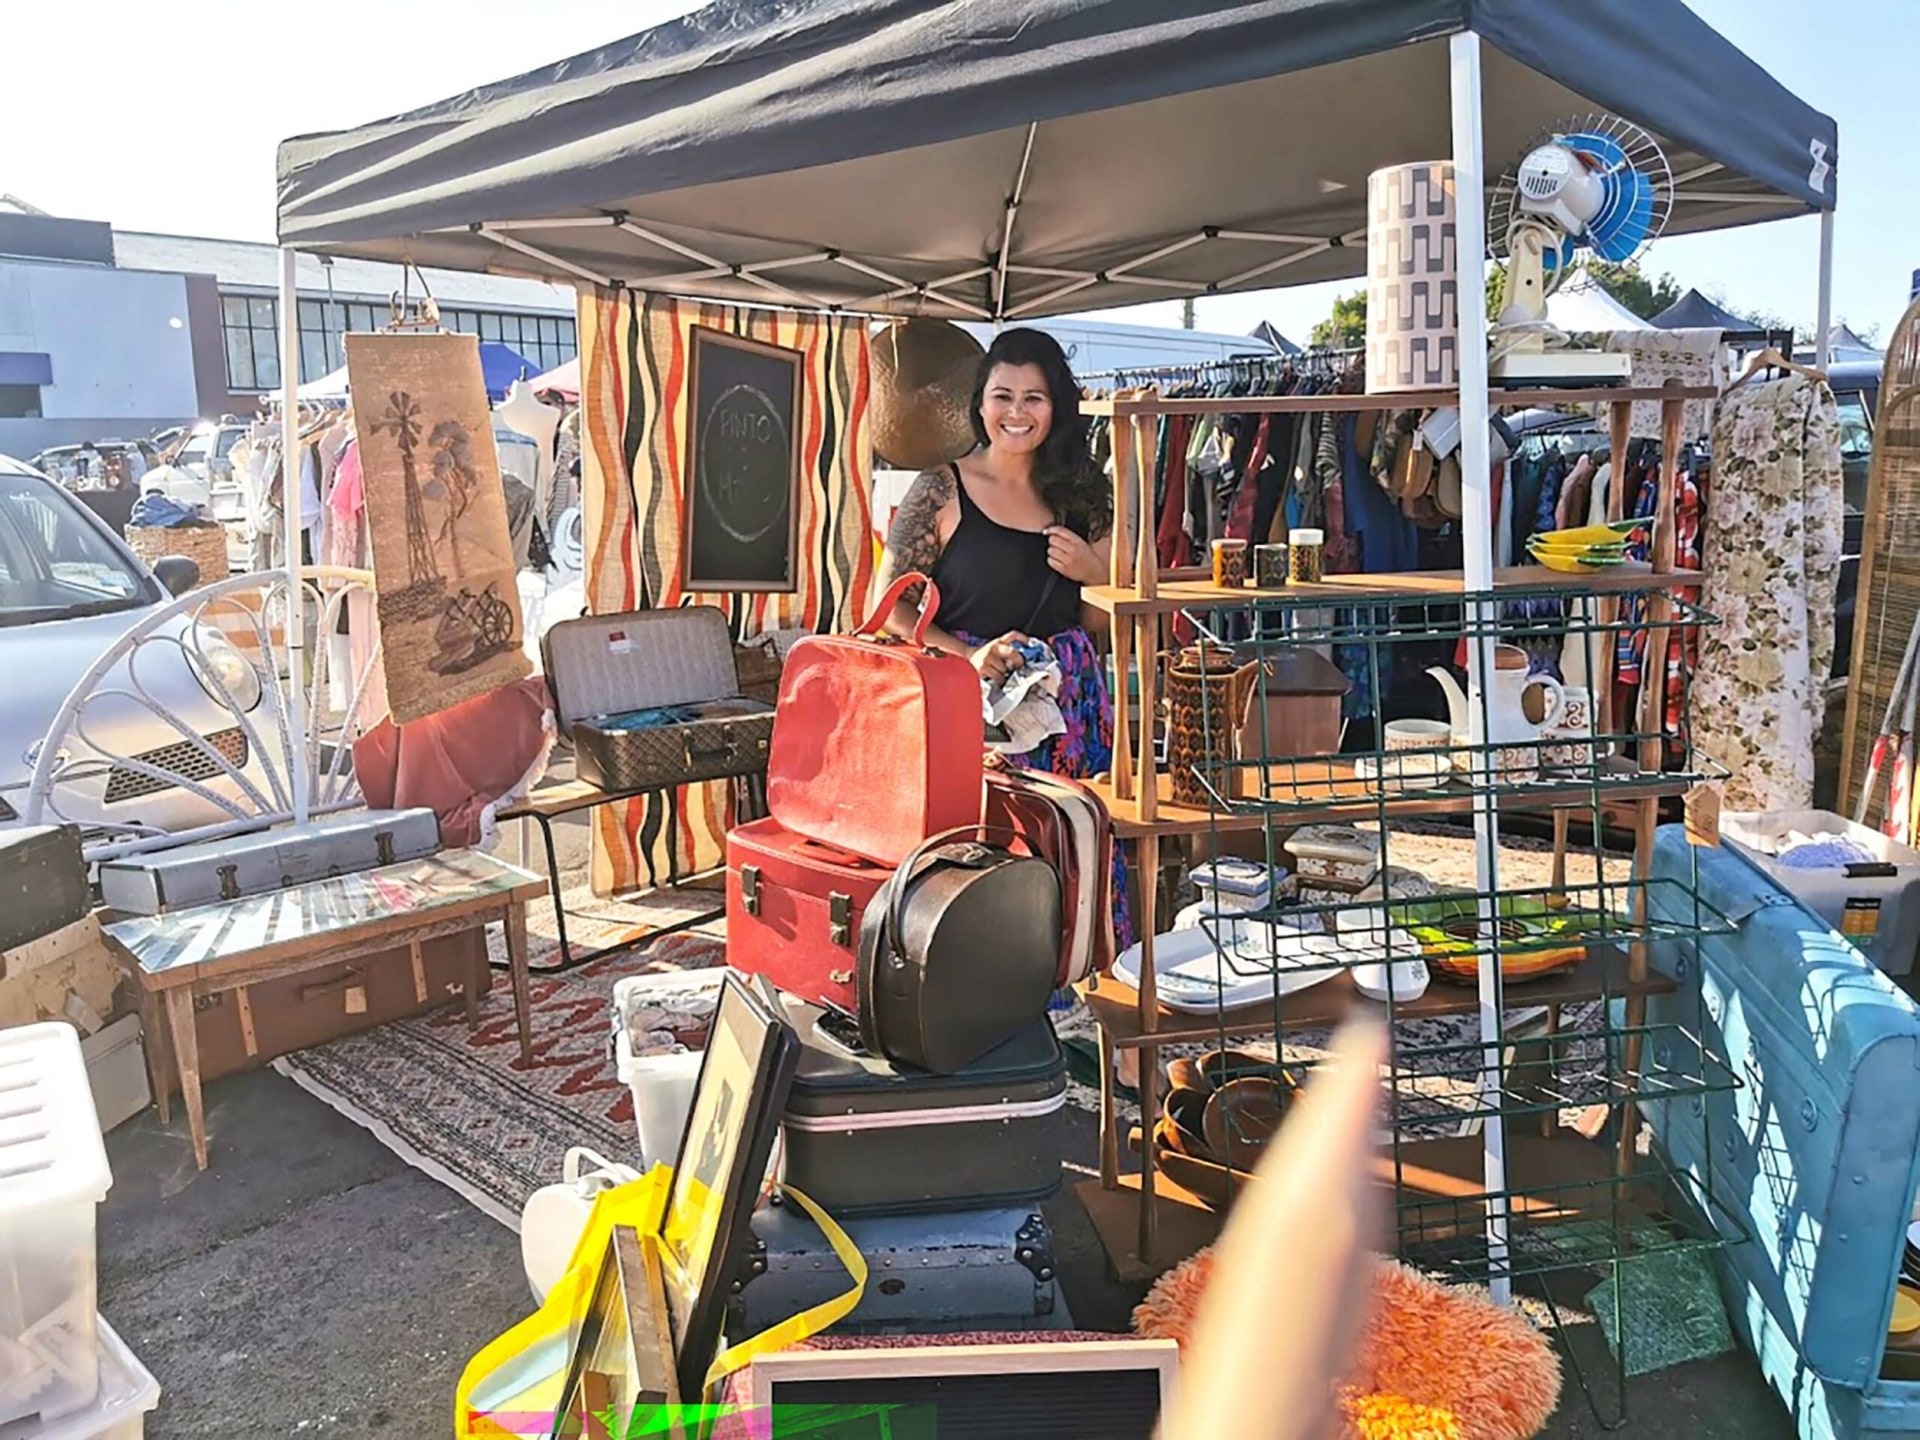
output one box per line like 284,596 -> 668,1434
1162,1087 -> 1212,1158
1166,1056 -> 1207,1096
1203,1076 -> 1290,1172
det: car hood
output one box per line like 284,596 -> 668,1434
0,606 -> 223,793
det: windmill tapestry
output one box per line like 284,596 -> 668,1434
345,333 -> 532,724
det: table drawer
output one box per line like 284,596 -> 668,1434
186,930 -> 488,1081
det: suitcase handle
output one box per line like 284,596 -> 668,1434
854,571 -> 942,648
301,966 -> 367,1002
686,731 -> 735,761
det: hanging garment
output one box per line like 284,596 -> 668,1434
1692,375 -> 1844,810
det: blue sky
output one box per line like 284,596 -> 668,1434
11,0 -> 1912,346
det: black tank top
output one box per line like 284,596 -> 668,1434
928,466 -> 1083,639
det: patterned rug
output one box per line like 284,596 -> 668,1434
276,907 -> 727,1227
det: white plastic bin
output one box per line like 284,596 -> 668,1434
0,1318 -> 160,1440
610,969 -> 739,1165
0,1023 -> 113,1427
1724,809 -> 1920,976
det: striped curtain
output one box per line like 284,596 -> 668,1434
579,288 -> 874,894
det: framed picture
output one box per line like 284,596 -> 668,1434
682,326 -> 804,592
657,977 -> 799,1398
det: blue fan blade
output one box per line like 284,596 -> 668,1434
1589,170 -> 1654,261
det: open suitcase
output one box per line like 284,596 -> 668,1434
725,816 -> 889,1012
777,993 -> 1065,1216
543,606 -> 774,794
728,1201 -> 1063,1337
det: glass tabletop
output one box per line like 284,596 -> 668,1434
105,850 -> 541,977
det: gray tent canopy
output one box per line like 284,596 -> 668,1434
276,0 -> 1837,321
1651,288 -> 1759,331
1250,322 -> 1303,357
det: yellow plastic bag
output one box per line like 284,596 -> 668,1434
454,1170 -> 864,1438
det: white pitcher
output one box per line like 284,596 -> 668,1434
1425,645 -> 1565,783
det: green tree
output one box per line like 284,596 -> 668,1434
1584,261 -> 1683,321
1310,290 -> 1367,349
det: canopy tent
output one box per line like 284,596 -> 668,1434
1544,273 -> 1654,332
529,356 -> 579,401
272,341 -> 537,403
276,0 -> 1836,324
1250,321 -> 1303,357
1652,287 -> 1758,331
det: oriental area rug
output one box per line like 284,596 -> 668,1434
277,820 -> 1631,1226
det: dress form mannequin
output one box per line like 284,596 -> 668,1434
495,378 -> 563,527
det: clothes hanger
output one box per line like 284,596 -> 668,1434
1725,345 -> 1827,393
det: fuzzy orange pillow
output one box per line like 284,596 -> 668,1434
1134,1250 -> 1560,1440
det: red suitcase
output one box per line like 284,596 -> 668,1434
725,816 -> 891,1011
766,572 -> 983,865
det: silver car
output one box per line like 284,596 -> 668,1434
0,455 -> 269,841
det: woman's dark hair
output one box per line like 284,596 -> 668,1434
969,327 -> 1111,540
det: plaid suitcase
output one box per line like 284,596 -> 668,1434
542,606 -> 773,793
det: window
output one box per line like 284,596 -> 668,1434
0,473 -> 151,624
1836,391 -> 1873,463
220,294 -> 280,390
0,384 -> 41,419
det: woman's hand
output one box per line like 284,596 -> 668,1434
970,631 -> 1031,685
1044,525 -> 1104,585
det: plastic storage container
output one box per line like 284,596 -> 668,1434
0,1318 -> 160,1440
0,1023 -> 114,1427
1723,808 -> 1920,976
611,968 -> 740,1165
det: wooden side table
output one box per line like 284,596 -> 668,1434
102,851 -> 548,1170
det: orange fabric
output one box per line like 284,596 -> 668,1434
352,676 -> 552,847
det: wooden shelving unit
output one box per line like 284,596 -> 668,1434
1079,380 -> 1728,1280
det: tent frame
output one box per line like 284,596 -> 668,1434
272,5 -> 1836,1331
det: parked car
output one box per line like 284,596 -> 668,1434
166,420 -> 252,523
1827,358 -> 1878,682
0,453 -> 272,842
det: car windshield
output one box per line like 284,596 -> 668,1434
0,472 -> 154,626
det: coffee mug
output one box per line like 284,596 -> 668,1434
1543,685 -> 1594,772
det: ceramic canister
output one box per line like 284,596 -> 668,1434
1212,538 -> 1248,588
1366,161 -> 1458,395
1544,684 -> 1595,772
1253,543 -> 1289,589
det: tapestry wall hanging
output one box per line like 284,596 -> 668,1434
345,333 -> 532,724
580,290 -> 874,895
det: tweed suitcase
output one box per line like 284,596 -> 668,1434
728,1202 -> 1062,1337
0,824 -> 89,952
1644,828 -> 1920,1436
97,809 -> 441,914
777,993 -> 1066,1216
543,606 -> 773,793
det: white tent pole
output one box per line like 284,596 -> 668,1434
279,247 -> 310,826
1450,27 -> 1510,1305
1815,208 -> 1835,369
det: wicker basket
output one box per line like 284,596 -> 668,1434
125,525 -> 231,586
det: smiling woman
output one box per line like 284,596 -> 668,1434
876,327 -> 1131,945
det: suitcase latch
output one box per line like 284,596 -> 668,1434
829,892 -> 853,946
740,865 -> 761,916
376,830 -> 396,866
217,863 -> 240,901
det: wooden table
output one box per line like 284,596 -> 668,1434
102,851 -> 547,1169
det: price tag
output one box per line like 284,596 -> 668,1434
344,984 -> 368,1015
1684,784 -> 1722,847
607,628 -> 632,655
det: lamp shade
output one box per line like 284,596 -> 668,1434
870,319 -> 985,470
1366,162 -> 1458,394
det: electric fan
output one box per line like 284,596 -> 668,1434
1486,114 -> 1673,385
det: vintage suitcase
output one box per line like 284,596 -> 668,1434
777,993 -> 1065,1216
766,572 -> 983,865
543,606 -> 774,794
0,823 -> 88,952
97,809 -> 441,915
984,767 -> 1115,984
1644,828 -> 1920,1436
728,1202 -> 1062,1337
725,817 -> 890,1012
858,833 -> 1061,1074
185,929 -> 488,1082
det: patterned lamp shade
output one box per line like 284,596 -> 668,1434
1366,162 -> 1459,394
871,318 -> 986,470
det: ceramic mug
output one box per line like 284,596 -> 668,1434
1383,717 -> 1452,753
1542,685 -> 1595,773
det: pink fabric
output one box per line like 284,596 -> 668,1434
351,676 -> 551,846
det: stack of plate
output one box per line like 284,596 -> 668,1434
1527,518 -> 1642,573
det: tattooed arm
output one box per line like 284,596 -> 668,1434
878,468 -> 969,656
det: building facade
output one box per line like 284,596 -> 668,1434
0,206 -> 580,457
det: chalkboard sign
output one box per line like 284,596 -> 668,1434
683,326 -> 804,592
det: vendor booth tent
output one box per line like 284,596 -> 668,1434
1652,287 -> 1759,331
276,0 -> 1835,322
1544,272 -> 1654,332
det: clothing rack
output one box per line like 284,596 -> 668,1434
1081,345 -> 1361,390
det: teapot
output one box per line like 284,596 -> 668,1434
1161,645 -> 1260,806
1425,644 -> 1565,783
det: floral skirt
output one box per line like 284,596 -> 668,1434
959,626 -> 1135,951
